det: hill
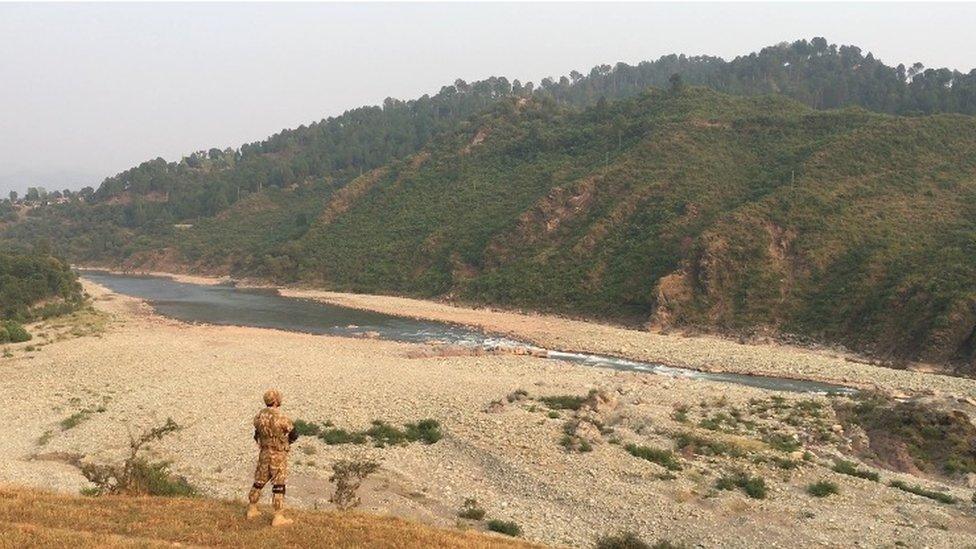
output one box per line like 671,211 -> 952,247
276,88 -> 976,370
4,40 -> 976,371
0,487 -> 535,548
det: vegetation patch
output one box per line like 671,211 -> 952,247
835,393 -> 976,476
832,459 -> 880,482
80,418 -> 195,497
302,419 -> 442,447
807,480 -> 840,497
596,533 -> 685,549
674,432 -> 746,458
485,519 -> 522,537
457,498 -> 486,521
0,321 -> 31,343
538,394 -> 587,411
329,457 -> 380,510
625,444 -> 682,471
715,472 -> 767,499
888,480 -> 956,504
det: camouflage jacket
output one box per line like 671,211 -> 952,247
253,407 -> 297,453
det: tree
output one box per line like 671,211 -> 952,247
669,73 -> 685,94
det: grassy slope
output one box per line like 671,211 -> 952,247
0,488 -> 535,548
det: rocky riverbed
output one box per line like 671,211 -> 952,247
1,278 -> 975,547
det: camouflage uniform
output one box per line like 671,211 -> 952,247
246,390 -> 298,518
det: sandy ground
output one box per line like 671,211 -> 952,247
1,278 -> 975,548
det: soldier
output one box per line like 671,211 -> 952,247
245,389 -> 298,526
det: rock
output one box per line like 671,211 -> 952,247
571,420 -> 602,444
966,473 -> 976,489
581,389 -> 620,422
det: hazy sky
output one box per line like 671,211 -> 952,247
2,2 -> 975,196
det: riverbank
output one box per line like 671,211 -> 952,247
2,274 -> 974,547
80,267 -> 976,398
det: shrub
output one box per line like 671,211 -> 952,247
596,532 -> 651,549
292,419 -> 321,437
365,421 -> 408,447
539,395 -> 587,410
60,411 -> 91,430
329,457 -> 380,510
405,419 -> 443,444
561,434 -> 593,453
79,418 -> 194,497
625,444 -> 682,471
807,480 -> 839,497
888,480 -> 956,504
486,519 -> 522,537
596,533 -> 685,549
716,472 -> 767,499
319,428 -> 367,445
762,432 -> 801,453
457,498 -> 486,520
832,459 -> 879,482
1,321 -> 31,343
673,432 -> 745,457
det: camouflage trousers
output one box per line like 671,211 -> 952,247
253,449 -> 289,485
248,450 -> 289,510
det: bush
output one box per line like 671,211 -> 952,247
762,432 -> 801,453
79,418 -> 194,497
596,532 -> 651,549
673,432 -> 745,457
888,480 -> 956,504
625,444 -> 682,471
486,519 -> 522,537
832,459 -> 879,481
293,419 -> 321,437
405,419 -> 443,444
716,472 -> 767,499
319,428 -> 367,445
539,395 -> 587,411
457,498 -> 486,520
329,457 -> 380,510
1,321 -> 31,343
807,480 -> 839,497
365,421 -> 408,447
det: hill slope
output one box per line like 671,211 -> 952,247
4,59 -> 976,371
269,88 -> 974,369
0,488 -> 535,548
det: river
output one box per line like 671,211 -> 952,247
80,270 -> 855,395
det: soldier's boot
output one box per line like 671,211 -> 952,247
271,488 -> 293,527
245,483 -> 263,519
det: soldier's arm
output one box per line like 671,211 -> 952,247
283,415 -> 298,443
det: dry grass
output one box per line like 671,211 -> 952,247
0,487 -> 538,548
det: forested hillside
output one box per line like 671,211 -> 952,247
0,247 -> 84,342
4,38 -> 976,369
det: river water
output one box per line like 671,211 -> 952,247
80,270 -> 854,395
